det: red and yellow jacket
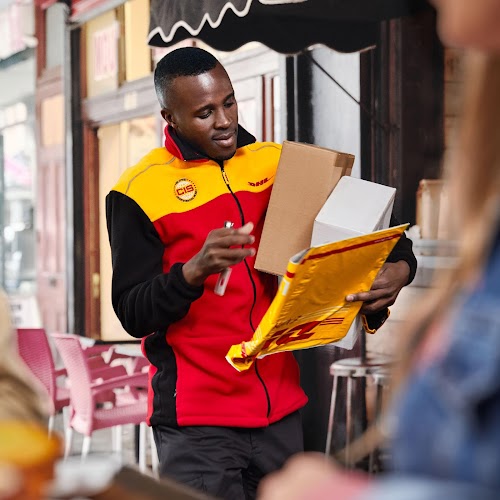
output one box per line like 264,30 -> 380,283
106,126 -> 308,427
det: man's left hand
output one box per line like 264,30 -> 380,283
345,261 -> 410,315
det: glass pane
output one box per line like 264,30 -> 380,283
2,119 -> 36,293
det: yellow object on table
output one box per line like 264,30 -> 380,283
226,225 -> 408,372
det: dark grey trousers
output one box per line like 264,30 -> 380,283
152,411 -> 303,500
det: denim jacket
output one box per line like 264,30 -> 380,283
390,238 -> 500,490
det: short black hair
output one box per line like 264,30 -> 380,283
154,47 -> 219,108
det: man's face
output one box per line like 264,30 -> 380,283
161,63 -> 239,161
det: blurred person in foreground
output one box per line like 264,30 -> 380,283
0,289 -> 60,499
0,289 -> 47,424
258,1 -> 500,499
106,46 -> 416,500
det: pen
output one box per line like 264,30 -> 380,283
214,221 -> 234,296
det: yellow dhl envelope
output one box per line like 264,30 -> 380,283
226,224 -> 408,371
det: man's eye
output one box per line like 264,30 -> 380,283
224,101 -> 235,108
199,111 -> 212,119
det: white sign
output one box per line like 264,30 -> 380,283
8,294 -> 42,328
123,91 -> 138,111
93,21 -> 119,82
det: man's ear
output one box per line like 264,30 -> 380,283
161,109 -> 177,129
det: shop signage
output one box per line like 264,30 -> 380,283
92,21 -> 118,81
8,294 -> 42,328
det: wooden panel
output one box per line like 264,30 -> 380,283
35,4 -> 46,78
97,116 -> 159,341
35,35 -> 66,331
36,91 -> 67,333
98,123 -> 127,341
124,0 -> 151,82
97,116 -> 158,341
83,124 -> 100,338
41,94 -> 64,146
363,9 -> 444,224
36,146 -> 66,332
83,75 -> 157,126
397,11 -> 444,223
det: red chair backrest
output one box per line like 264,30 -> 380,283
51,333 -> 95,422
16,328 -> 56,401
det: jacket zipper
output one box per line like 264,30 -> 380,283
219,163 -> 271,418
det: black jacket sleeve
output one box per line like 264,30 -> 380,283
386,214 -> 417,285
106,190 -> 204,338
363,214 -> 418,332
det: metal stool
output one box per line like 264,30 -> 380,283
368,368 -> 392,473
324,355 -> 392,469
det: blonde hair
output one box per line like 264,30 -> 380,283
343,52 -> 500,464
399,52 -> 500,371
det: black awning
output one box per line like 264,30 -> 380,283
148,0 -> 430,54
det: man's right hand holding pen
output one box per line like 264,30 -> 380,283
182,222 -> 256,287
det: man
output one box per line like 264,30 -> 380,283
106,47 -> 416,500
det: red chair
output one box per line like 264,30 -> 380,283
51,333 -> 149,464
16,328 -> 70,435
16,329 -> 128,435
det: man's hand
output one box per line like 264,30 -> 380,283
345,260 -> 410,315
182,222 -> 255,287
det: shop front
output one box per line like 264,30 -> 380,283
64,0 -> 282,340
49,0 -> 449,454
0,0 -> 38,326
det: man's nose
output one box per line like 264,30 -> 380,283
214,108 -> 231,128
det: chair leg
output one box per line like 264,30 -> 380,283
64,427 -> 73,459
149,426 -> 159,479
345,376 -> 354,468
325,374 -> 339,456
139,422 -> 147,473
369,380 -> 385,474
62,406 -> 70,430
81,435 -> 92,461
112,425 -> 123,453
48,415 -> 55,437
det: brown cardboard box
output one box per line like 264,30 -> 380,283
255,141 -> 354,276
